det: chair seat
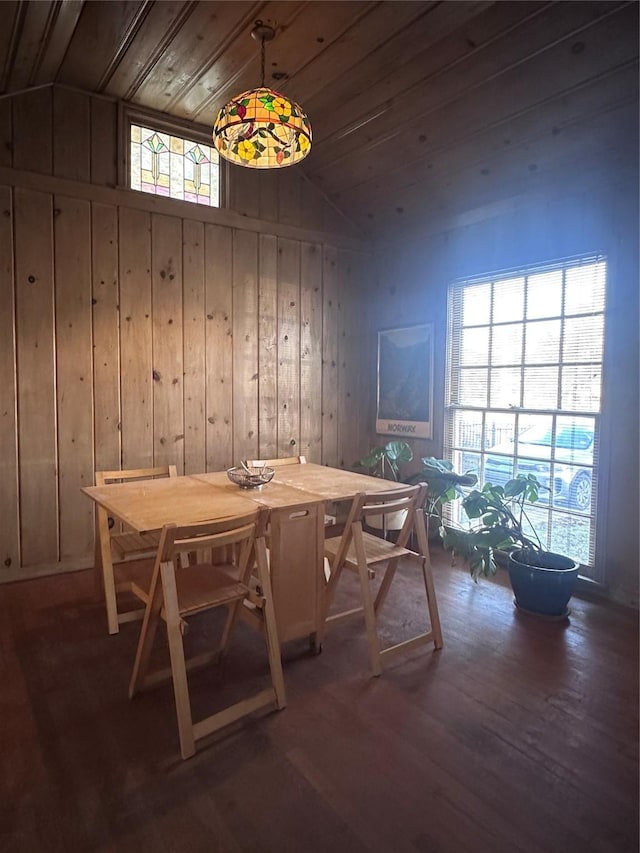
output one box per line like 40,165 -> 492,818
111,530 -> 162,559
324,530 -> 411,567
174,563 -> 249,615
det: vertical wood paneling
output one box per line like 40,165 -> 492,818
300,242 -> 323,462
232,229 -> 259,463
53,88 -> 90,182
278,171 -> 302,227
360,251 -> 378,447
14,188 -> 57,565
229,168 -> 260,219
0,100 -> 12,167
322,245 -> 339,466
182,219 -> 205,474
151,214 -> 184,471
258,170 -> 279,223
119,207 -> 153,468
277,238 -> 301,457
0,185 -> 19,571
300,182 -> 327,233
54,195 -> 94,559
337,249 -> 362,470
1,85 -> 372,576
90,97 -> 117,187
91,203 -> 120,473
204,224 -> 233,471
258,234 -> 278,458
12,89 -> 52,174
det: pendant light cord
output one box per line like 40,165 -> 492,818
260,35 -> 266,87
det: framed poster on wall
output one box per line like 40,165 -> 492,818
376,323 -> 434,439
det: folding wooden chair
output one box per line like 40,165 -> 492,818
318,482 -> 443,676
129,508 -> 286,760
94,465 -> 178,634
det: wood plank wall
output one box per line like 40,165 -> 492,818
0,86 -> 369,581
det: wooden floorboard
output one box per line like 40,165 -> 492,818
1,548 -> 637,853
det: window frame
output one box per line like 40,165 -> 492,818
444,253 -> 607,584
118,103 -> 227,208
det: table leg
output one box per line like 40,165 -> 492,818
96,505 -> 119,634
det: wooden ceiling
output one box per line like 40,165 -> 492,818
1,1 -> 638,239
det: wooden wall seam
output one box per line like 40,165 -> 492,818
0,162 -> 366,251
54,194 -> 94,559
92,203 -> 121,474
0,185 -> 20,572
14,187 -> 58,567
151,213 -> 184,471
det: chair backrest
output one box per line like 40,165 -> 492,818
244,456 -> 307,468
95,465 -> 178,487
151,509 -> 268,599
95,466 -> 178,535
337,482 -> 427,561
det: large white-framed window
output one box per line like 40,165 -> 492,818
445,254 -> 606,582
120,105 -> 222,208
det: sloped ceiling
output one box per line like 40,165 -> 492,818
1,0 -> 638,239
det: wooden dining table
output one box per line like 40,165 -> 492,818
82,463 -> 391,647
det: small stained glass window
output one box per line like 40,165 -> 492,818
130,124 -> 220,207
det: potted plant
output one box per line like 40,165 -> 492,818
406,457 -> 477,539
355,439 -> 413,481
355,440 -> 413,533
442,474 -> 579,619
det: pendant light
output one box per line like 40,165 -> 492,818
212,21 -> 312,169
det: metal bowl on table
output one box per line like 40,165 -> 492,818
226,465 -> 275,489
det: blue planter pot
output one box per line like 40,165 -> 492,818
508,549 -> 579,618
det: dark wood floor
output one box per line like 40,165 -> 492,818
1,548 -> 638,853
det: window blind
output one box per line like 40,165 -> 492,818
444,254 -> 606,577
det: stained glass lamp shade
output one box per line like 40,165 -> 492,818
212,21 -> 312,169
213,87 -> 311,168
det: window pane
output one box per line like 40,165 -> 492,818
565,261 -> 606,314
170,150 -> 184,198
526,270 -> 562,318
523,366 -> 559,408
451,410 -> 484,450
517,422 -> 553,466
460,327 -> 489,365
462,282 -> 491,325
485,412 -> 517,449
522,505 -> 550,549
491,323 -> 522,366
524,319 -> 561,363
553,417 -> 595,464
561,365 -> 601,411
458,368 -> 488,406
550,514 -> 591,564
563,316 -> 604,362
458,450 -> 481,483
130,123 -> 220,208
493,277 -> 524,322
518,412 -> 554,435
484,451 -> 514,488
489,367 -> 521,408
552,464 -> 593,514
